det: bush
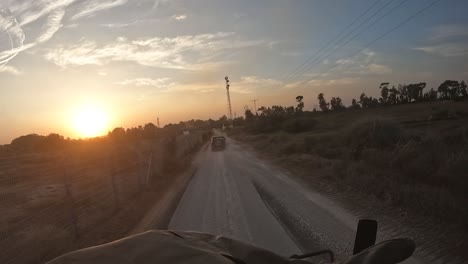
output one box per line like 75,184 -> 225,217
282,117 -> 317,133
344,118 -> 403,156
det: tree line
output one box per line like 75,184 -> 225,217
321,80 -> 467,111
239,79 -> 467,133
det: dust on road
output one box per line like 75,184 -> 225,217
169,136 -> 358,258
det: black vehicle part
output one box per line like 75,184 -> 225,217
290,250 -> 334,262
346,238 -> 416,264
353,219 -> 378,255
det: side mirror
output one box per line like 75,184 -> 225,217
353,219 -> 378,255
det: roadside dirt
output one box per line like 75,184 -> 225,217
130,143 -> 208,233
231,136 -> 467,264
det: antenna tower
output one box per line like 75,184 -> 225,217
225,76 -> 233,120
251,98 -> 259,115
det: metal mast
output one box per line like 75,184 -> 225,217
251,98 -> 259,115
225,76 -> 233,120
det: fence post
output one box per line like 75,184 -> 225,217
61,154 -> 79,240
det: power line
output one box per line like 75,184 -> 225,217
277,0 -> 409,90
270,0 -> 382,90
300,0 -> 443,86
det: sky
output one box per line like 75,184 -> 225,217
0,0 -> 467,143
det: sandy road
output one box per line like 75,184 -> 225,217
169,136 -> 359,259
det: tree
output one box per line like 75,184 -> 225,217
350,98 -> 361,109
317,93 -> 329,112
423,88 -> 438,101
397,84 -> 409,103
295,95 -> 304,113
143,123 -> 157,138
460,81 -> 468,97
388,86 -> 399,104
438,80 -> 460,100
218,115 -> 228,124
109,127 -> 126,140
406,82 -> 426,102
359,93 -> 369,108
330,97 -> 345,111
379,82 -> 390,105
244,109 -> 255,123
285,106 -> 295,116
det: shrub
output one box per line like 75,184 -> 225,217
344,118 -> 403,157
282,117 -> 317,133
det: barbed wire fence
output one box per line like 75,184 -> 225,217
0,133 -> 206,264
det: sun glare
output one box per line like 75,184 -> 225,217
73,106 -> 109,138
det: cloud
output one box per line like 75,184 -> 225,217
368,63 -> 392,74
117,77 -> 174,88
13,0 -> 74,26
307,77 -> 359,87
71,0 -> 128,20
168,83 -> 219,93
0,65 -> 22,75
0,0 -> 128,66
235,76 -> 281,93
172,14 -> 187,21
37,8 -> 65,43
0,9 -> 26,65
284,81 -> 303,89
63,23 -> 79,28
334,49 -> 391,75
45,32 -> 265,69
100,21 -> 136,28
413,43 -> 468,57
153,0 -> 171,9
430,24 -> 468,40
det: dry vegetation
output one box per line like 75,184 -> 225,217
231,100 -> 468,258
0,131 -> 209,264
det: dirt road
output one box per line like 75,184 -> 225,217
169,136 -> 359,259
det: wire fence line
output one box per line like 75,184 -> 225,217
0,132 -> 207,264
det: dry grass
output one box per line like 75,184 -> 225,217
232,100 -> 468,229
0,133 -> 208,264
231,101 -> 468,261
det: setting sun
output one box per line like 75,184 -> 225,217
73,106 -> 109,138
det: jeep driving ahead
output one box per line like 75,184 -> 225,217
211,136 -> 226,151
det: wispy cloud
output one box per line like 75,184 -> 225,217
172,14 -> 187,21
430,24 -> 468,40
117,77 -> 174,88
14,0 -> 74,26
153,0 -> 171,10
367,63 -> 392,74
307,77 -> 359,87
334,49 -> 391,75
413,43 -> 468,57
0,0 -> 128,67
0,9 -> 26,65
235,76 -> 281,93
71,0 -> 128,20
0,65 -> 22,75
45,32 -> 265,69
37,9 -> 65,43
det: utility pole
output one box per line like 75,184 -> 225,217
225,76 -> 233,121
251,98 -> 259,115
157,117 -> 160,128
